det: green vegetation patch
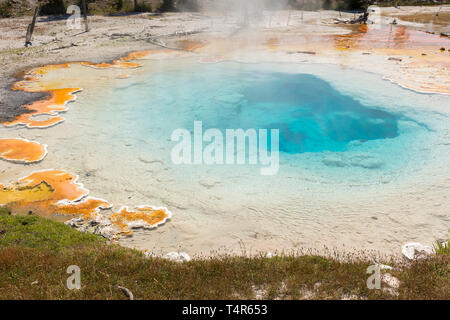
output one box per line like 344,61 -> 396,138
0,208 -> 104,251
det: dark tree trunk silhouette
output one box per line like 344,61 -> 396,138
25,3 -> 40,47
82,0 -> 89,32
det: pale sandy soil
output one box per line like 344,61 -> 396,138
0,7 -> 449,257
381,5 -> 450,34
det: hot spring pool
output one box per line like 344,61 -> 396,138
115,64 -> 403,154
26,58 -> 450,255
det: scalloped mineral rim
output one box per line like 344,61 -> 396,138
0,169 -> 171,237
0,138 -> 48,164
4,48 -> 192,129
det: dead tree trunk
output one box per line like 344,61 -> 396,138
301,0 -> 304,21
25,3 -> 40,47
82,0 -> 89,32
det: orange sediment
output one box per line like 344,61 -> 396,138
80,61 -> 142,69
4,88 -> 80,128
0,138 -> 47,163
0,169 -> 171,237
80,49 -> 176,69
4,50 -> 160,128
0,170 -> 87,206
109,206 -> 171,236
0,49 -> 176,238
0,170 -> 110,220
16,170 -> 89,202
4,46 -> 202,128
6,197 -> 112,220
11,63 -> 73,92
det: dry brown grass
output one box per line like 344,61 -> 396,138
0,208 -> 448,300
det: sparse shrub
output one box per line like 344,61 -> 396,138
159,0 -> 175,12
0,0 -> 35,17
40,0 -> 66,15
347,0 -> 367,10
0,1 -> 13,18
433,234 -> 449,256
135,1 -> 152,12
115,0 -> 124,10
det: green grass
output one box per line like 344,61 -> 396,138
0,208 -> 448,300
433,233 -> 449,256
0,208 -> 104,251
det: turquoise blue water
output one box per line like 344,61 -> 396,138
235,72 -> 400,153
109,61 -> 422,155
73,59 -> 448,186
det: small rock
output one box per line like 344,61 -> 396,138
265,252 -> 273,258
341,293 -> 359,300
252,285 -> 266,299
89,220 -> 100,226
378,263 -> 393,270
96,226 -> 118,240
165,252 -> 191,263
116,285 -> 134,300
143,251 -> 156,258
382,273 -> 400,289
402,242 -> 433,260
65,218 -> 84,228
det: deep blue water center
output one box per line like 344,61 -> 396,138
236,73 -> 399,153
112,62 -> 405,156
